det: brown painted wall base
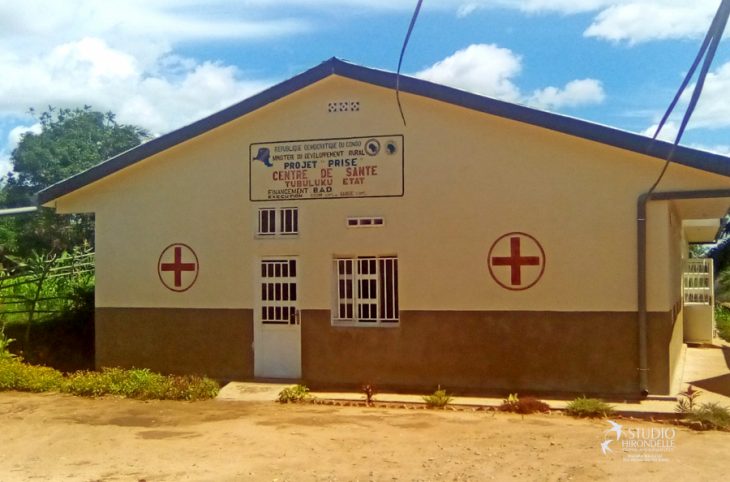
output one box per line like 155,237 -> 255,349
95,308 -> 253,380
301,310 -> 678,396
96,307 -> 678,396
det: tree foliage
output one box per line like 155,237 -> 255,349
0,107 -> 149,260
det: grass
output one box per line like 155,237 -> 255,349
499,394 -> 551,414
685,402 -> 730,431
422,387 -> 453,409
277,384 -> 311,403
0,357 -> 219,401
715,304 -> 730,342
565,396 -> 614,418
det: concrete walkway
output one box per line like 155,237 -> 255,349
681,340 -> 730,406
217,341 -> 730,416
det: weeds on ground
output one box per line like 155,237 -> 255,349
63,368 -> 219,400
277,384 -> 311,403
499,393 -> 550,414
500,393 -> 520,411
423,386 -> 453,409
565,396 -> 614,418
675,385 -> 702,414
0,359 -> 219,400
362,383 -> 377,406
675,384 -> 730,431
685,402 -> 730,430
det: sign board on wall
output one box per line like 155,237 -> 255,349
250,135 -> 404,201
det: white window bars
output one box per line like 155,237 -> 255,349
257,207 -> 299,236
333,256 -> 399,325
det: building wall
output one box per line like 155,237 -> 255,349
95,308 -> 253,380
300,309 -> 677,395
55,76 -> 730,313
51,75 -> 730,393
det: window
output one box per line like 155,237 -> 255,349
347,216 -> 384,228
258,207 -> 299,236
333,256 -> 399,325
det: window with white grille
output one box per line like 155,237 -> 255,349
333,256 -> 399,325
257,207 -> 299,236
260,259 -> 298,325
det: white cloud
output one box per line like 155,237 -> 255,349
2,1 -> 720,48
641,121 -> 680,142
0,38 -> 269,135
687,61 -> 730,130
0,153 -> 11,180
528,79 -> 605,110
0,1 -> 309,51
584,2 -> 718,44
489,0 -> 614,14
452,1 -> 721,44
415,44 -> 605,110
640,60 -> 730,137
415,44 -> 523,102
8,124 -> 42,151
0,1 -> 314,140
0,123 -> 42,179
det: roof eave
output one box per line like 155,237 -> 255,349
37,57 -> 730,205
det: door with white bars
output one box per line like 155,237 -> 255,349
254,257 -> 301,378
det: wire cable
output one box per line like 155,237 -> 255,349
396,0 -> 424,126
647,0 -> 730,195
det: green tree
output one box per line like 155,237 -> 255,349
0,107 -> 149,260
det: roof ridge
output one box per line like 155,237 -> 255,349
38,58 -> 730,205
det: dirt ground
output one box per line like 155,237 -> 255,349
0,392 -> 728,481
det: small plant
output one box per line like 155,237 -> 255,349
362,383 -> 377,406
499,394 -> 550,414
0,326 -> 15,360
277,384 -> 311,403
566,396 -> 614,418
423,386 -> 453,409
501,393 -> 520,411
675,384 -> 702,414
686,402 -> 730,431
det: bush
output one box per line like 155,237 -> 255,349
685,402 -> 730,431
164,375 -> 220,401
0,357 -> 64,392
566,396 -> 614,418
62,368 -> 219,400
423,386 -> 452,409
715,304 -> 730,343
499,394 -> 550,414
0,360 -> 219,400
277,384 -> 311,403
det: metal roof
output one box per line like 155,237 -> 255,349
38,57 -> 730,204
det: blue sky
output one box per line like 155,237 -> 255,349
1,0 -> 729,177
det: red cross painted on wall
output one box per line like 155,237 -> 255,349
158,243 -> 199,292
488,232 -> 545,291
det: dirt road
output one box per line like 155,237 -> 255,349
0,392 -> 727,481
